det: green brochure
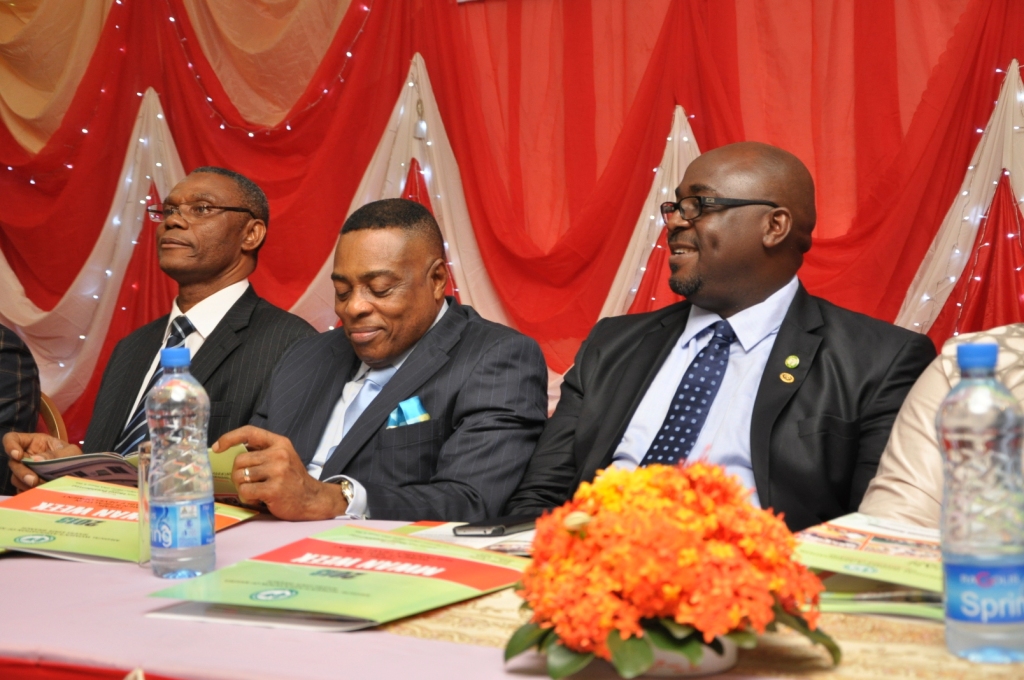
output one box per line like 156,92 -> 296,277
796,512 -> 943,620
0,477 -> 256,563
149,525 -> 529,631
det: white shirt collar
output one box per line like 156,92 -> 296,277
168,279 -> 250,340
352,300 -> 450,381
680,276 -> 800,353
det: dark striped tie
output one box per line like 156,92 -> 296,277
640,320 -> 736,466
112,316 -> 196,455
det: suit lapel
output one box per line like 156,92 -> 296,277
320,302 -> 468,479
749,286 -> 823,507
580,305 -> 691,483
104,320 -> 168,446
190,286 -> 258,384
292,334 -> 359,465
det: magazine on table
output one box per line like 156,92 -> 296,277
796,512 -> 942,620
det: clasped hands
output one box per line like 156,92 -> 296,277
213,425 -> 349,521
3,427 -> 347,522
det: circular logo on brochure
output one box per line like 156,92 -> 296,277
14,534 -> 55,545
250,589 -> 299,602
842,563 -> 879,575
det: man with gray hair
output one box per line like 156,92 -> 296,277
4,167 -> 315,490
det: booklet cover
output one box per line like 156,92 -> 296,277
149,525 -> 529,631
0,477 -> 256,562
796,512 -> 943,620
19,445 -> 247,500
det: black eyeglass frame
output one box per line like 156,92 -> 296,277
146,203 -> 257,223
660,196 -> 779,221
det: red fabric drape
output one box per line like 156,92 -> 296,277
60,187 -> 177,444
2,0 -> 1022,436
928,174 -> 1024,347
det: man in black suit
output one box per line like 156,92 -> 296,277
505,142 -> 936,532
0,323 -> 40,492
4,167 -> 315,490
212,199 -> 547,522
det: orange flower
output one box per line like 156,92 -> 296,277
518,463 -> 824,659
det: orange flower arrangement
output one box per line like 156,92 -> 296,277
505,463 -> 839,678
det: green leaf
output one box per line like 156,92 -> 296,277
606,631 -> 655,679
725,630 -> 758,649
772,605 -> 842,665
505,622 -> 548,661
546,642 -> 595,679
677,636 -> 705,666
638,622 -> 688,655
659,618 -> 697,640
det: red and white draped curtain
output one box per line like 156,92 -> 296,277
2,0 -> 1023,442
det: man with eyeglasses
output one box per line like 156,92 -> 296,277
3,167 -> 315,490
505,141 -> 936,532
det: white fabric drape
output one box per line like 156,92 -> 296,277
289,54 -> 510,331
599,106 -> 700,319
0,90 -> 186,408
895,60 -> 1024,333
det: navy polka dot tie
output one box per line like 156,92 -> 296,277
640,320 -> 737,466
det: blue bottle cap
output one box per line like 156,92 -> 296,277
160,347 -> 191,368
957,343 -> 998,370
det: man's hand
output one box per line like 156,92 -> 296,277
3,432 -> 84,492
213,426 -> 348,521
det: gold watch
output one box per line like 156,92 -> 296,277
337,478 -> 355,506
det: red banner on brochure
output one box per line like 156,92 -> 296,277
254,537 -> 522,591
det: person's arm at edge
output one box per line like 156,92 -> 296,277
848,332 -> 936,512
859,348 -> 950,528
502,327 -> 600,516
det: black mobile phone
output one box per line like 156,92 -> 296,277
453,514 -> 538,536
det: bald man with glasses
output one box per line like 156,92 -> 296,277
4,167 -> 315,490
506,142 -> 936,532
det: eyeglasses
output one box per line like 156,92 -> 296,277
146,202 -> 256,223
660,196 -> 779,222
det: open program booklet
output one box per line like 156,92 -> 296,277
20,444 -> 247,500
796,513 -> 942,620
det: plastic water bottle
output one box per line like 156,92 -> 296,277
146,347 -> 215,578
936,343 -> 1024,663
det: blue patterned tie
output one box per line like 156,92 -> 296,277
341,366 -> 399,440
112,316 -> 196,455
640,320 -> 737,466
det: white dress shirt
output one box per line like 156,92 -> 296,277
611,276 -> 800,505
308,301 -> 449,518
124,279 -> 250,427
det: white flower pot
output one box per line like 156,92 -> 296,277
642,636 -> 738,677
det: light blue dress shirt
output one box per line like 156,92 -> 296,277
611,277 -> 800,506
308,301 -> 449,517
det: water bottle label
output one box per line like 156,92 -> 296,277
151,500 -> 214,550
945,563 -> 1024,624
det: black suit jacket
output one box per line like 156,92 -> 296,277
251,299 -> 548,522
505,286 -> 937,531
0,323 -> 41,492
83,286 -> 316,453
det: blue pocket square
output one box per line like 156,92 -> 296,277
387,396 -> 431,429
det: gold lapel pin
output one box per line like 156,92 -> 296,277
780,372 -> 795,384
785,355 -> 800,369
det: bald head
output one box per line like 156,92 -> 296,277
665,141 -> 816,318
687,142 -> 816,253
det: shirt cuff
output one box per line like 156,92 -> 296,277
321,474 -> 370,519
